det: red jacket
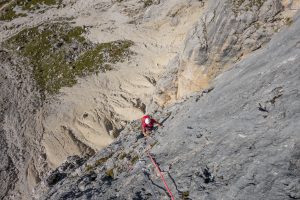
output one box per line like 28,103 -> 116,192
141,115 -> 157,131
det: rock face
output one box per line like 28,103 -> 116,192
36,12 -> 300,200
1,0 -> 205,198
0,51 -> 48,200
1,0 -> 299,199
153,0 -> 293,105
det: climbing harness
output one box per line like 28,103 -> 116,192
146,151 -> 175,200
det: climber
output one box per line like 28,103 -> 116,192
141,115 -> 162,137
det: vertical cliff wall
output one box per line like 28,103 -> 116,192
153,0 -> 298,106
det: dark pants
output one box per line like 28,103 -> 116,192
145,126 -> 153,131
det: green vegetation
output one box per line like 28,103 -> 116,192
0,0 -> 62,20
74,40 -> 133,75
232,0 -> 266,14
95,157 -> 110,166
0,9 -> 24,21
106,168 -> 114,179
285,17 -> 293,26
118,152 -> 127,160
233,0 -> 265,7
18,0 -> 61,10
0,0 -> 9,9
0,0 -> 26,21
0,0 -> 62,21
181,191 -> 190,200
142,0 -> 153,8
85,156 -> 112,172
130,155 -> 139,165
5,24 -> 85,94
85,164 -> 94,172
5,23 -> 134,95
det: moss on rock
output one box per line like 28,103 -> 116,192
74,40 -> 134,75
130,155 -> 139,165
232,0 -> 266,14
0,0 -> 62,21
4,23 -> 134,95
105,168 -> 114,179
95,157 -> 110,166
85,165 -> 94,172
143,0 -> 153,8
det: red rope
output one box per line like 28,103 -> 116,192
146,151 -> 175,200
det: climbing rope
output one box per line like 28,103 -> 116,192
146,151 -> 175,200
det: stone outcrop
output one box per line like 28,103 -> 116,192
154,0 -> 294,106
35,11 -> 300,200
0,50 -> 48,199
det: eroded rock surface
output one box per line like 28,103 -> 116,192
154,0 -> 298,105
1,0 -> 300,199
0,51 -> 48,199
1,0 -> 205,198
36,12 -> 300,200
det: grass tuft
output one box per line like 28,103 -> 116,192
130,155 -> 139,165
95,157 -> 110,166
106,168 -> 114,179
85,165 -> 94,172
0,0 -> 62,21
231,0 -> 266,14
4,23 -> 134,95
285,17 -> 293,26
182,191 -> 190,200
143,0 -> 153,8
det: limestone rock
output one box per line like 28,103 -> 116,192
36,13 -> 300,199
154,0 -> 290,105
1,0 -> 299,199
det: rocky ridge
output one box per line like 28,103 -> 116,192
153,0 -> 298,106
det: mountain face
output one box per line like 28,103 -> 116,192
0,51 -> 48,199
34,12 -> 300,200
153,0 -> 292,106
0,0 -> 299,199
